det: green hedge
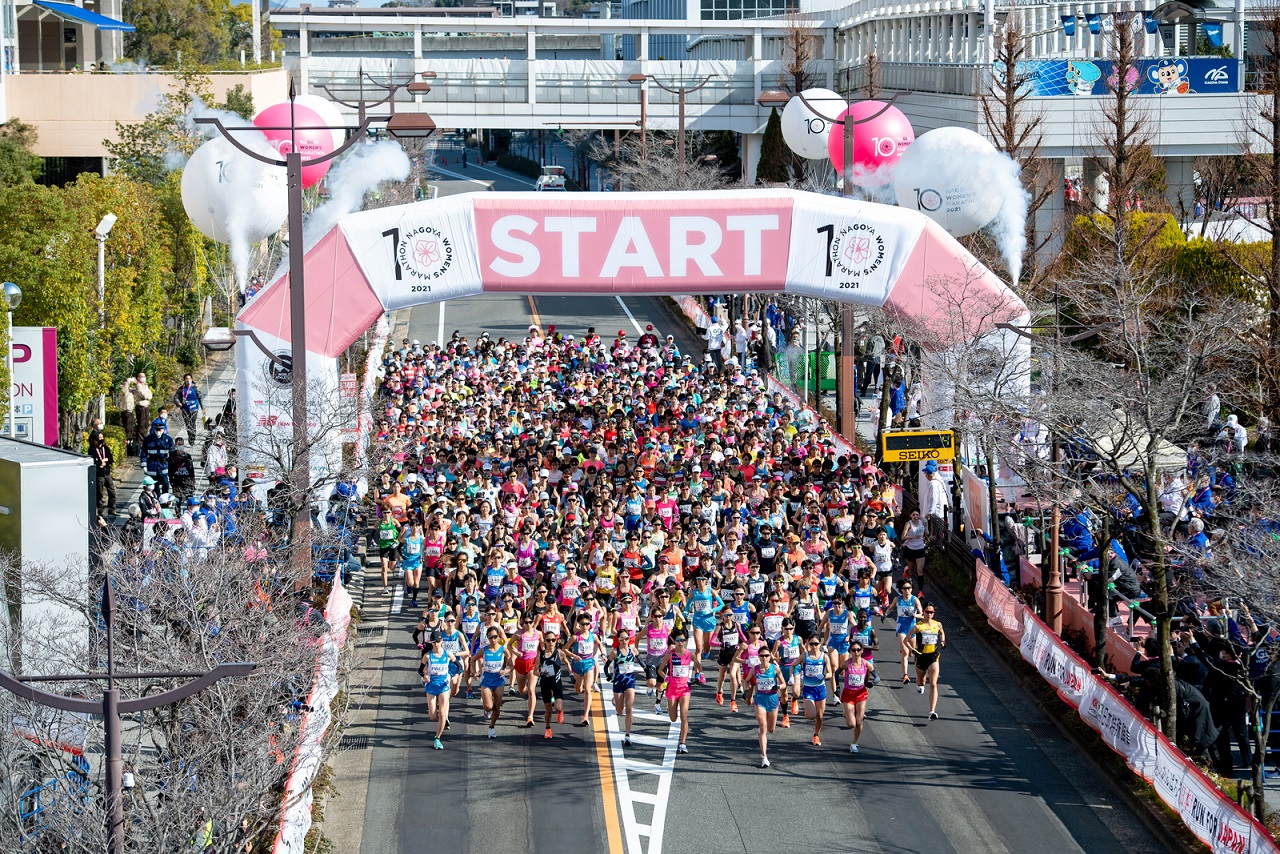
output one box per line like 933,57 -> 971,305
102,425 -> 127,469
497,153 -> 543,179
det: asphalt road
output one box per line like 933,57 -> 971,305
333,293 -> 1163,854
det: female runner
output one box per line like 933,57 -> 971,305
799,637 -> 829,746
512,613 -> 542,726
893,579 -> 921,683
909,603 -> 946,720
400,519 -> 425,607
478,628 -> 513,738
658,629 -> 702,754
611,628 -> 640,746
565,613 -> 602,725
713,607 -> 744,712
840,641 -> 877,752
900,508 -> 928,590
639,608 -> 671,712
824,595 -> 853,680
419,631 -> 458,750
687,574 -> 725,661
752,646 -> 784,768
539,630 -> 569,739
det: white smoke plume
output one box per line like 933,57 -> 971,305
988,152 -> 1030,288
303,140 -> 411,252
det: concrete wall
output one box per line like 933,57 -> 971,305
7,68 -> 289,158
284,34 -> 605,60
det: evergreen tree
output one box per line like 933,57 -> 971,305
756,107 -> 790,185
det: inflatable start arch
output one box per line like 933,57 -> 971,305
233,189 -> 1028,470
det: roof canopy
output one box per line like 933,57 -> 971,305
31,0 -> 135,31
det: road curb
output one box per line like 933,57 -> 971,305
929,571 -> 1199,853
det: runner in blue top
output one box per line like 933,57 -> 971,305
478,628 -> 513,739
752,647 -> 784,768
439,616 -> 470,696
894,579 -> 922,683
850,569 -> 877,618
799,638 -> 829,746
688,574 -> 725,662
564,613 -> 602,726
610,629 -> 640,746
418,631 -> 458,749
774,620 -> 802,726
823,597 -> 852,683
400,520 -> 424,607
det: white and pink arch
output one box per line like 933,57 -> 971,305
234,189 -> 1028,471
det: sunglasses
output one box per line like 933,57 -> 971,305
806,641 -> 819,647
851,646 -> 864,652
748,630 -> 761,635
487,633 -> 500,639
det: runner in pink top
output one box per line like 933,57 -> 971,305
659,629 -> 703,755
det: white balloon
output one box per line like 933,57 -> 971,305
893,127 -> 1004,238
780,88 -> 844,160
181,136 -> 288,245
293,94 -> 347,153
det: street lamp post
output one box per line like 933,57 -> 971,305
3,281 -> 20,439
95,213 -> 117,425
628,71 -> 711,183
195,90 -> 375,584
0,578 -> 253,854
319,63 -> 437,128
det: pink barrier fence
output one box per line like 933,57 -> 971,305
974,560 -> 1278,854
1018,556 -> 1143,676
272,578 -> 354,853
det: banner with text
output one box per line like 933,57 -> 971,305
997,57 -> 1239,96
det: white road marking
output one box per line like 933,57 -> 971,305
602,686 -> 679,854
615,296 -> 647,338
391,585 -> 404,615
437,300 -> 446,348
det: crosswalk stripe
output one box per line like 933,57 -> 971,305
601,687 -> 679,854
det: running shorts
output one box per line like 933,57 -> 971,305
665,682 -> 690,702
754,692 -> 780,712
540,678 -> 564,704
613,674 -> 637,693
691,614 -> 718,633
896,619 -> 915,636
515,657 -> 538,675
915,651 -> 939,671
801,684 -> 827,703
479,673 -> 506,690
448,662 -> 462,677
572,658 -> 596,676
424,681 -> 448,697
717,647 -> 738,668
380,544 -> 401,562
828,636 -> 849,655
840,687 -> 868,705
902,545 -> 927,562
645,655 -> 665,681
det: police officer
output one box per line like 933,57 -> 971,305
141,417 -> 175,492
173,373 -> 206,445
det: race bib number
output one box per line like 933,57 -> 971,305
756,675 -> 775,691
428,663 -> 448,677
672,664 -> 693,679
804,663 -> 824,678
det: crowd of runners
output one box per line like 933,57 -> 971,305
369,320 -> 946,768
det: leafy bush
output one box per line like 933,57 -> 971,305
102,424 -> 126,465
497,154 -> 543,179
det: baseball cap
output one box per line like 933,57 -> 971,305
923,460 -> 938,474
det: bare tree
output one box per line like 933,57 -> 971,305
587,134 -> 733,192
0,514 -> 358,852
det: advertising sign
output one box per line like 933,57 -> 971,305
994,57 -> 1239,96
3,327 -> 59,446
881,429 -> 955,463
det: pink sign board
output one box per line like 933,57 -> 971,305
7,327 -> 59,446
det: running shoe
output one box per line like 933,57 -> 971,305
557,709 -> 564,724
901,676 -> 910,684
760,756 -> 770,768
444,719 -> 451,731
544,728 -> 553,739
812,735 -> 821,746
433,738 -> 443,750
791,700 -> 798,715
488,727 -> 496,739
655,702 -> 662,715
623,735 -> 632,747
524,717 -> 535,728
929,711 -> 939,721
849,743 -> 859,754
383,587 -> 391,595
574,718 -> 590,728
716,692 -> 724,705
917,686 -> 925,695
677,743 -> 688,754
730,700 -> 738,713
780,715 -> 790,728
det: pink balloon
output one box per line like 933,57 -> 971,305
253,102 -> 336,189
826,101 -> 915,185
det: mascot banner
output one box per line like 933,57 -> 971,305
994,57 -> 1239,96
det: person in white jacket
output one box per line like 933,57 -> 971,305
921,460 -> 949,521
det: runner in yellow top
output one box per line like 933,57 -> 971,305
908,604 -> 946,721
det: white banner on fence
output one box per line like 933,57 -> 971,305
273,578 -> 354,854
1018,613 -> 1091,709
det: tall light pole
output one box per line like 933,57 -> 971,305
3,281 -> 20,439
95,213 -> 116,425
196,87 -> 431,584
319,63 -> 437,127
629,70 -> 711,183
0,578 -> 253,854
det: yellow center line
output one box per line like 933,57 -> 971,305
591,695 -> 625,854
527,294 -> 542,331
